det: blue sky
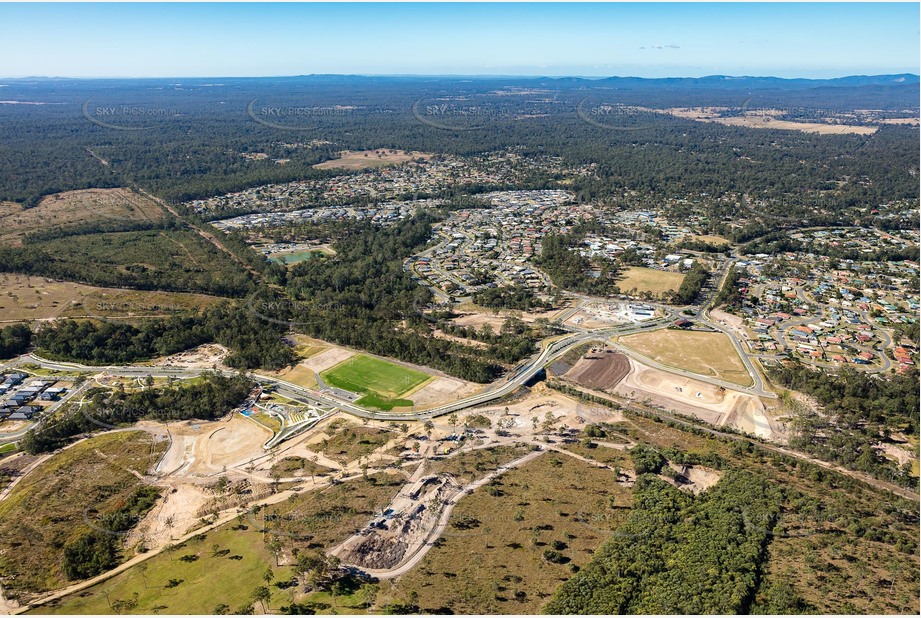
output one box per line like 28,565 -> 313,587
1,3 -> 917,78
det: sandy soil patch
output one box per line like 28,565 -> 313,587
150,416 -> 269,478
126,484 -> 213,549
722,396 -> 778,440
152,343 -> 228,369
463,388 -> 622,431
193,416 -> 270,471
451,312 -> 507,332
876,441 -> 914,466
302,347 -> 356,373
711,308 -> 744,330
406,375 -> 482,408
0,420 -> 30,433
564,309 -> 623,330
614,358 -> 782,439
661,462 -> 722,495
616,359 -> 733,425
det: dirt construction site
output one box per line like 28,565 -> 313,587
564,351 -> 631,389
558,346 -> 781,441
331,474 -> 460,570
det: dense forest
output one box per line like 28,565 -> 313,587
0,324 -> 32,359
0,76 -> 916,216
472,287 -> 553,311
34,300 -> 295,370
20,371 -> 254,454
544,469 -> 787,614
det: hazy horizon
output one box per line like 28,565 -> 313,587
3,71 -> 919,81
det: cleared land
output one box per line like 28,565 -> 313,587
451,312 -> 508,332
663,107 -> 878,135
321,354 -> 431,399
688,234 -> 730,245
0,188 -> 165,247
316,420 -> 394,464
407,375 -> 481,408
301,347 -> 354,373
376,451 -> 634,614
619,329 -> 752,386
564,351 -> 630,390
149,416 -> 269,479
313,149 -> 431,170
0,431 -> 167,600
0,273 -> 218,323
616,266 -> 685,296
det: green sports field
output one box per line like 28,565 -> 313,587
321,354 -> 430,401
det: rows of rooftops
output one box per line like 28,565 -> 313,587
211,199 -> 437,231
187,150 -> 595,217
726,250 -> 918,373
0,373 -> 69,421
409,190 -> 586,296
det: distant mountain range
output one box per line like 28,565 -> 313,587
7,73 -> 919,89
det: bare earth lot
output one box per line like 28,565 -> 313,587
408,375 -> 482,408
564,351 -> 630,389
301,347 -> 356,373
613,358 -> 782,440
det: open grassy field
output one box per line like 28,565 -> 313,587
321,354 -> 431,400
688,234 -> 731,246
39,472 -> 404,615
619,329 -> 752,386
0,431 -> 167,600
427,444 -> 534,484
0,273 -> 220,323
270,456 -> 334,479
312,149 -> 431,171
269,249 -> 326,265
616,266 -> 685,296
317,421 -> 393,464
11,228 -> 255,296
376,450 -> 634,614
0,188 -> 165,247
39,523 -> 294,616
